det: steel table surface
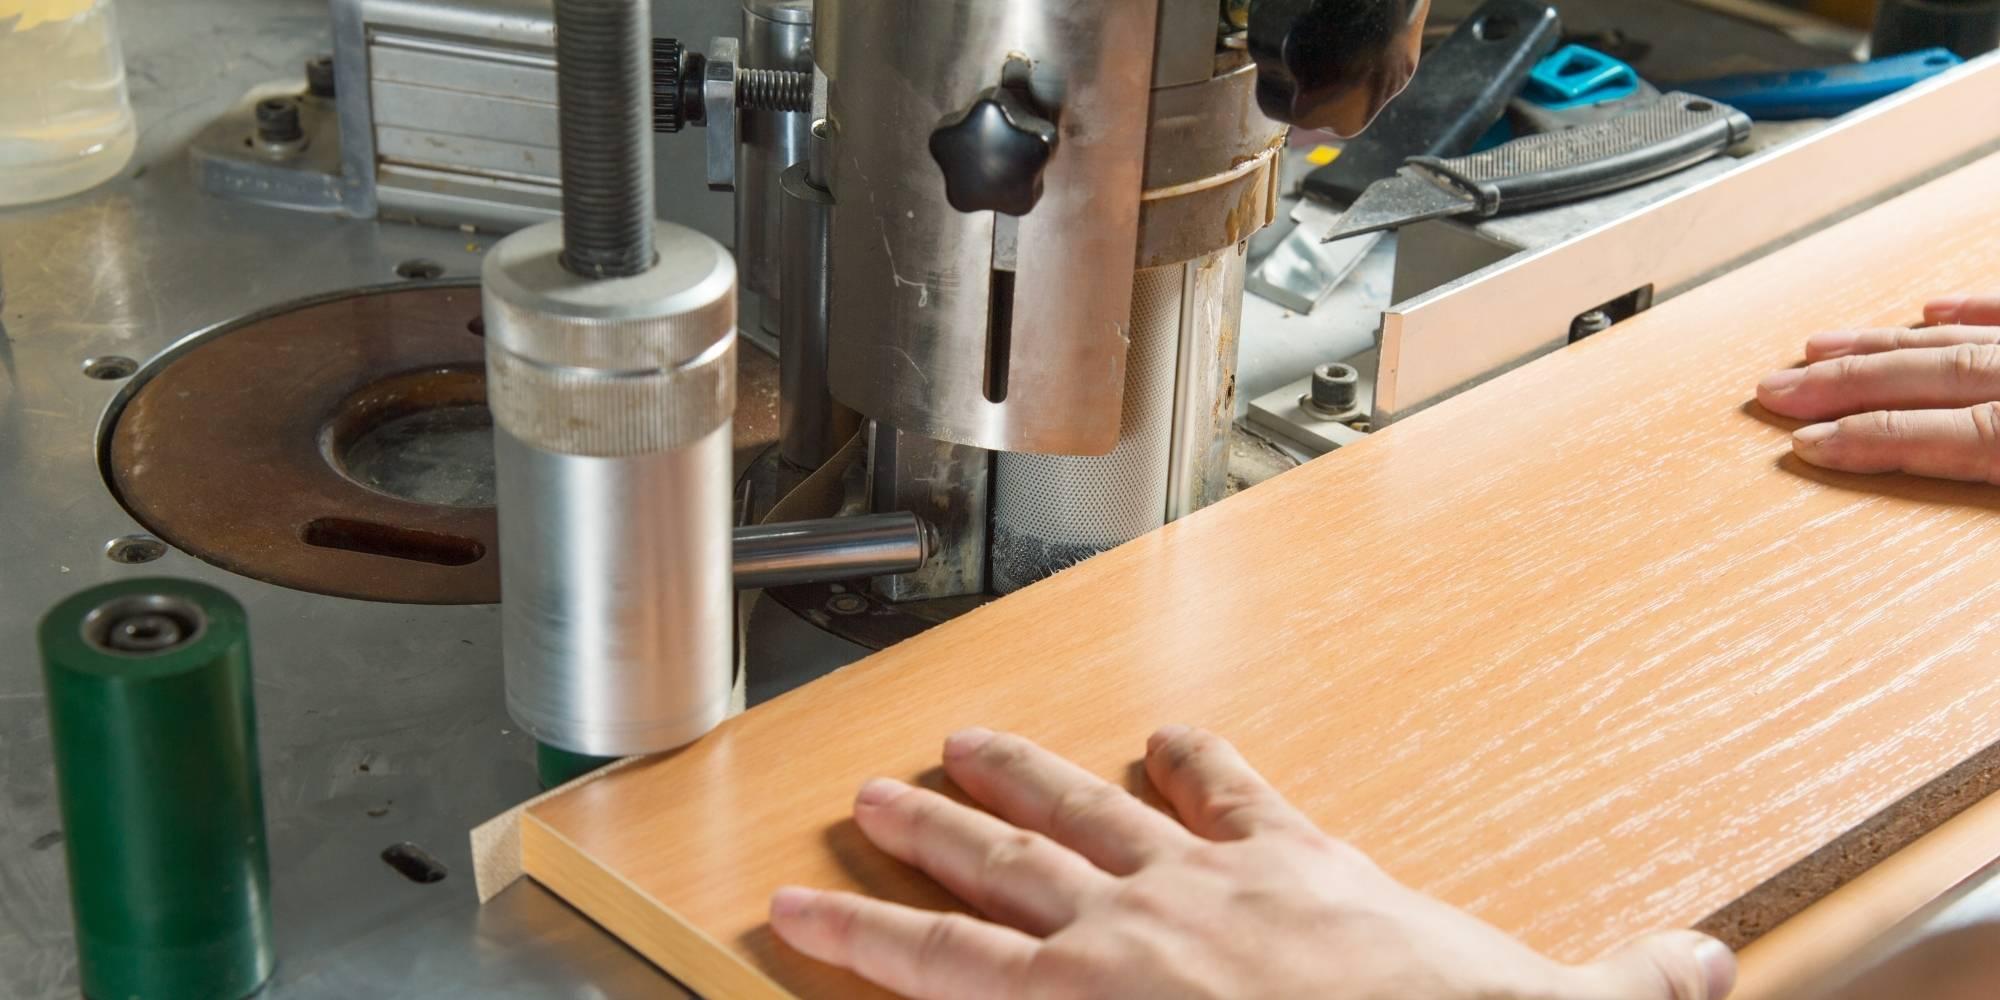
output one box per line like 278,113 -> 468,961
0,1 -> 831,996
6,2 -> 1997,998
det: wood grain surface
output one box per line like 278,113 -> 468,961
523,152 -> 2000,1000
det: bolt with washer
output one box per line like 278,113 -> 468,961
1300,362 -> 1363,420
253,97 -> 308,153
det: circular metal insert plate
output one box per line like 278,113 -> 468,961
104,285 -> 499,604
104,283 -> 784,606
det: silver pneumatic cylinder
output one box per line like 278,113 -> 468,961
484,223 -> 739,756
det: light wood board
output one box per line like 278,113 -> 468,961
522,152 -> 2000,1000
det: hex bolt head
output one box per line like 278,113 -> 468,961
255,97 -> 304,143
1310,362 -> 1360,412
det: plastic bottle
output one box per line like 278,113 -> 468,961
0,0 -> 137,206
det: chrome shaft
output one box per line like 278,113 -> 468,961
733,512 -> 933,590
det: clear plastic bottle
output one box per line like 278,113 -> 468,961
0,0 -> 137,206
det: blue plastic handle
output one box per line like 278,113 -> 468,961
1522,45 -> 1641,110
1677,48 -> 1962,120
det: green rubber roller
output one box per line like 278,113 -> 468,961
39,578 -> 273,1000
536,740 -> 618,790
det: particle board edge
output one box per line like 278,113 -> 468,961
1733,788 -> 2000,999
520,809 -> 798,1000
1698,736 -> 2000,949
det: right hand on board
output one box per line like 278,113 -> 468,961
768,726 -> 1736,1000
1757,292 -> 2000,482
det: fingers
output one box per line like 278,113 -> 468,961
1790,404 -> 2000,483
941,729 -> 1193,875
1570,931 -> 1736,1000
1756,344 -> 2000,421
769,887 -> 1036,1000
1144,726 -> 1313,841
850,777 -> 1112,935
1926,292 -> 2000,328
1804,325 -> 2000,362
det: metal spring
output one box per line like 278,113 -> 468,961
737,68 -> 812,113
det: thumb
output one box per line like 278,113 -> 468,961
1573,930 -> 1736,1000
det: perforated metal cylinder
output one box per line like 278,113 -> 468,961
484,219 -> 738,755
992,245 -> 1247,593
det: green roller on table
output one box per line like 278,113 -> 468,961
536,741 -> 618,790
39,578 -> 273,1000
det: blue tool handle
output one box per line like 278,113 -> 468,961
1677,48 -> 1962,120
1522,44 -> 1640,110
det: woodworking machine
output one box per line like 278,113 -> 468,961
7,0 -> 2000,996
173,0 -> 1432,758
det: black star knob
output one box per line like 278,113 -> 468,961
928,84 -> 1059,217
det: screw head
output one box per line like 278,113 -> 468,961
1571,309 -> 1614,340
104,534 -> 167,564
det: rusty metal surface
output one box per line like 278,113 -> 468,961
103,283 -> 784,606
107,285 -> 494,603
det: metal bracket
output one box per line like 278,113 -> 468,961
705,36 -> 741,191
1245,349 -> 1378,456
189,87 -> 347,212
1374,55 -> 2000,425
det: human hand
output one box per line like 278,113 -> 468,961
768,726 -> 1735,1000
1757,292 -> 2000,481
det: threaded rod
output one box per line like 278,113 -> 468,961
555,0 -> 655,279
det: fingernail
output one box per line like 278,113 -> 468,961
1804,329 -> 1858,359
770,886 -> 816,920
855,777 -> 903,808
1147,724 -> 1192,754
1694,938 -> 1737,1000
1930,295 -> 1967,324
943,727 -> 995,760
1794,422 -> 1838,449
1758,368 -> 1806,395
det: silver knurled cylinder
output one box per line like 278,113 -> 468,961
484,219 -> 739,755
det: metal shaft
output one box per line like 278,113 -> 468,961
555,0 -> 655,277
778,118 -> 857,467
734,512 -> 933,589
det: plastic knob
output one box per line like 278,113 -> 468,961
652,38 -> 686,133
928,85 -> 1059,217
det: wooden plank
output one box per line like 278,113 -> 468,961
522,152 -> 2000,1000
1733,790 -> 2000,999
